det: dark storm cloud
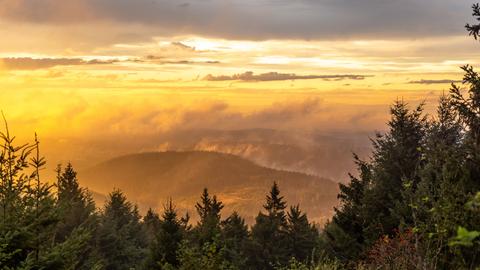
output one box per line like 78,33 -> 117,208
0,57 -> 117,70
408,79 -> 462,84
0,0 -> 472,40
203,71 -> 371,82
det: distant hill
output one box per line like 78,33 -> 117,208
43,129 -> 371,184
154,129 -> 371,182
79,151 -> 339,225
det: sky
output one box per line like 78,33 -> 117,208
0,0 -> 479,173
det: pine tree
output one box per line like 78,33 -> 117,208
264,182 -> 287,222
143,208 -> 161,245
251,182 -> 289,269
369,100 -> 427,233
0,123 -> 93,269
146,200 -> 184,269
286,205 -> 318,263
55,163 -> 96,243
221,212 -> 249,269
97,189 -> 147,270
323,100 -> 428,263
194,188 -> 224,246
0,122 -> 40,267
322,154 -> 371,262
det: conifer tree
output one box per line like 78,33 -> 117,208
143,208 -> 161,245
55,163 -> 96,243
322,154 -> 371,262
194,188 -> 224,246
251,182 -> 289,269
323,100 -> 427,262
286,205 -> 318,263
97,189 -> 147,270
221,212 -> 249,269
0,123 -> 93,269
146,199 -> 184,269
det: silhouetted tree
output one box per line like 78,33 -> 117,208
146,200 -> 184,269
286,205 -> 318,263
221,212 -> 250,269
55,163 -> 97,240
251,182 -> 289,269
194,188 -> 224,246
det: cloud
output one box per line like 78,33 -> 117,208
170,42 -> 195,51
143,57 -> 220,65
408,79 -> 462,84
0,57 -> 117,70
163,60 -> 219,65
203,71 -> 371,82
250,98 -> 322,122
0,0 -> 471,41
168,98 -> 327,132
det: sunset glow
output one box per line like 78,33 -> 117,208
0,0 -> 477,171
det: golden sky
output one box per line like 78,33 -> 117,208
0,0 -> 478,170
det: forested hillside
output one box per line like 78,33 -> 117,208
80,151 -> 338,224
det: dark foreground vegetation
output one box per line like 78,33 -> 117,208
2,5 -> 480,270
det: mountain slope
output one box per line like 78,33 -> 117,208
80,151 -> 339,224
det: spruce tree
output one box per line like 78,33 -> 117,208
286,205 -> 318,263
97,189 -> 147,270
143,208 -> 161,245
251,182 -> 289,269
0,124 -> 93,269
322,154 -> 371,262
146,200 -> 184,269
55,163 -> 96,243
221,212 -> 249,269
194,188 -> 224,246
323,100 -> 427,262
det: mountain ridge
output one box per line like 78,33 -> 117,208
80,151 -> 339,224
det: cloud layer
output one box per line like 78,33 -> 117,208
0,0 -> 472,40
408,79 -> 462,85
0,57 -> 117,70
204,71 -> 371,82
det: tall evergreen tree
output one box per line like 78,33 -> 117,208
55,163 -> 96,243
221,212 -> 250,269
97,189 -> 147,270
323,100 -> 428,262
146,199 -> 184,269
251,182 -> 289,269
368,100 -> 427,233
0,125 -> 93,269
286,205 -> 318,263
143,208 -> 161,245
322,154 -> 371,262
407,95 -> 472,268
53,163 -> 100,269
194,188 -> 224,246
